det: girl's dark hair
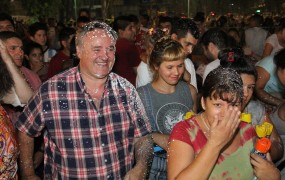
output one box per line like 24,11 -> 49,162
24,42 -> 43,55
0,59 -> 14,99
219,48 -> 258,80
202,67 -> 243,104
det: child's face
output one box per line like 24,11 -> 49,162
28,48 -> 43,65
32,30 -> 47,46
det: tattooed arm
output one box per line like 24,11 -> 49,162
255,67 -> 284,106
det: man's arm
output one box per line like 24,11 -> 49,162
0,39 -> 33,104
18,131 -> 40,180
124,134 -> 153,180
255,67 -> 284,106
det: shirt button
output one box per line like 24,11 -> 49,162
105,159 -> 108,162
102,143 -> 105,147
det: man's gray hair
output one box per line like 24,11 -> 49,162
76,21 -> 118,45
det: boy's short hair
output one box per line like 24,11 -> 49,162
0,12 -> 14,28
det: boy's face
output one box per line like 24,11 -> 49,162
31,30 -> 47,46
0,20 -> 14,32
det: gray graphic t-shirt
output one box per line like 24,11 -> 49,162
137,81 -> 193,134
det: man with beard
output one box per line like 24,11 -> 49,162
200,28 -> 232,83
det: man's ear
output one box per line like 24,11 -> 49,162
208,42 -> 219,54
76,46 -> 81,59
201,97 -> 206,110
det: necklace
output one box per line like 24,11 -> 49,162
201,113 -> 210,131
19,67 -> 34,92
85,85 -> 99,96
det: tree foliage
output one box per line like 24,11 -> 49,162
0,0 -> 12,13
21,0 -> 64,19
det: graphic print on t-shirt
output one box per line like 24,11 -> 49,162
156,103 -> 188,134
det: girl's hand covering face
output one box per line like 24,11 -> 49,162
207,106 -> 241,148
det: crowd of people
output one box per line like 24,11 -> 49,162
0,8 -> 285,179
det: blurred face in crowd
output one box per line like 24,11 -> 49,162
0,20 -> 14,32
177,32 -> 197,55
240,74 -> 255,109
77,29 -> 116,80
119,22 -> 136,41
159,22 -> 172,35
31,30 -> 47,47
4,37 -> 24,67
26,47 -> 44,69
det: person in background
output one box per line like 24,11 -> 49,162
171,18 -> 200,91
200,28 -> 232,82
113,15 -> 141,85
28,22 -> 57,63
0,39 -> 19,179
0,13 -> 34,107
137,38 -> 197,179
219,48 -> 283,162
0,31 -> 42,124
140,14 -> 150,30
245,14 -> 268,60
47,27 -> 75,78
16,21 -> 153,179
76,16 -> 91,31
78,8 -> 91,19
255,48 -> 285,112
136,28 -> 167,88
24,42 -> 48,82
193,11 -> 206,35
0,31 -> 44,177
262,18 -> 285,58
158,16 -> 173,35
0,12 -> 15,32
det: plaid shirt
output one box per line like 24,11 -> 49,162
16,67 -> 152,179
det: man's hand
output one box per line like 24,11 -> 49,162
0,39 -> 13,63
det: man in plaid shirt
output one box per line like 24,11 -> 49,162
16,21 -> 153,179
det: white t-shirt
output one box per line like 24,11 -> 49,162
265,34 -> 284,56
136,61 -> 153,88
245,27 -> 268,57
202,59 -> 220,83
136,58 -> 197,90
2,87 -> 24,107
